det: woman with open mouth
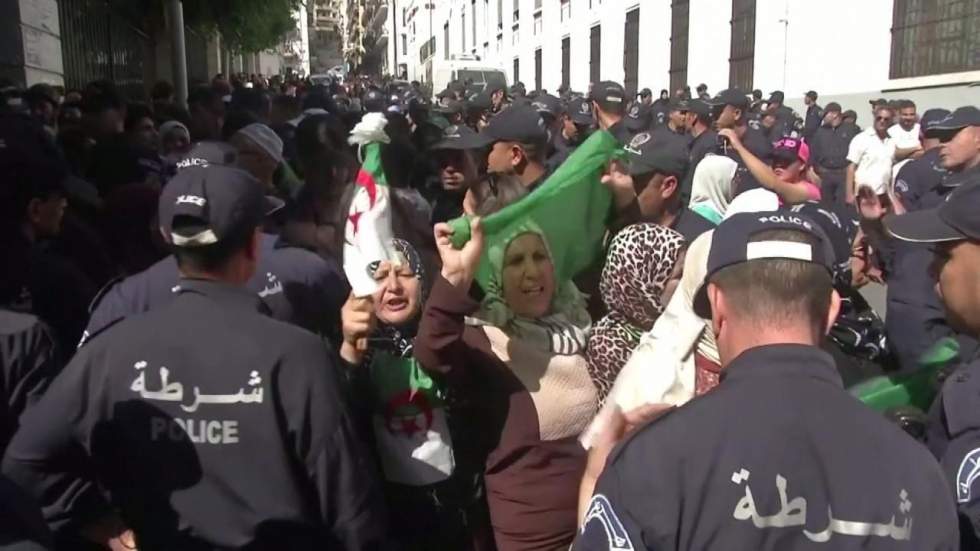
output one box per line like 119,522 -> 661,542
416,215 -> 597,551
339,238 -> 493,550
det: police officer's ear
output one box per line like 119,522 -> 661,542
823,288 -> 842,336
660,174 -> 679,199
707,281 -> 726,337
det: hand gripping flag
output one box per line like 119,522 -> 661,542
344,113 -> 399,297
448,129 -> 622,287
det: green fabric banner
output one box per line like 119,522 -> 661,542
448,129 -> 621,287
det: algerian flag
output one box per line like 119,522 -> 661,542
344,113 -> 399,297
448,129 -> 621,286
369,353 -> 454,485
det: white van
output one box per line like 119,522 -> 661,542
432,55 -> 507,96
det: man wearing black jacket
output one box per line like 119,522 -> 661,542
3,165 -> 385,550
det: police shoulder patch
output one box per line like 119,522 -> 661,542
957,447 -> 980,503
580,494 -> 635,551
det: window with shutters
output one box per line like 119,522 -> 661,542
514,57 -> 520,84
498,0 -> 503,28
561,36 -> 571,89
444,22 -> 450,59
534,12 -> 542,35
624,8 -> 640,97
729,0 -> 756,90
535,48 -> 542,91
462,12 -> 467,53
513,23 -> 520,46
669,0 -> 689,93
890,0 -> 980,78
472,0 -> 477,48
589,25 -> 601,84
561,0 -> 571,21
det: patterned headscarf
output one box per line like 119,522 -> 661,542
587,224 -> 685,403
370,238 -> 429,357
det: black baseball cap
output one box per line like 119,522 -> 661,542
919,108 -> 951,133
468,90 -> 493,111
567,97 -> 594,125
431,124 -> 485,150
693,211 -> 835,318
175,141 -> 239,170
823,102 -> 842,114
768,91 -> 785,104
805,90 -> 818,100
639,88 -> 652,98
885,180 -> 980,243
625,103 -> 653,132
707,89 -> 750,111
159,165 -> 283,248
531,93 -> 563,118
591,81 -> 626,107
687,99 -> 711,120
669,98 -> 690,112
623,131 -> 689,177
923,106 -> 980,140
474,104 -> 548,146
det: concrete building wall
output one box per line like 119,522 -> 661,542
390,0 -> 980,110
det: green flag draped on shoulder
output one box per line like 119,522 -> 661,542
448,129 -> 621,288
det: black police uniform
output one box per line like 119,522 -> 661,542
0,310 -> 59,455
887,151 -> 974,371
575,344 -> 958,550
82,233 -> 347,346
3,279 -> 385,550
803,104 -> 823,140
810,123 -> 860,204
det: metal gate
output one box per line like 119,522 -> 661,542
58,0 -> 149,100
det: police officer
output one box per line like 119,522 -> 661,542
82,143 -> 348,347
886,179 -> 980,548
575,212 -> 957,550
708,88 -> 773,193
681,98 -> 718,201
590,81 -> 631,145
809,102 -> 859,205
766,90 -> 798,139
3,165 -> 385,550
802,90 -> 822,140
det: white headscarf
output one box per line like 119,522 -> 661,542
723,188 -> 780,220
689,155 -> 738,224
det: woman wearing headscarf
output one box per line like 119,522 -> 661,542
339,239 -> 493,550
578,230 -> 719,518
586,224 -> 685,405
688,155 -> 738,225
416,217 -> 598,551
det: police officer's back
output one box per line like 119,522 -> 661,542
575,213 -> 957,550
2,166 -> 385,550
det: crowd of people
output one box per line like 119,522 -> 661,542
0,68 -> 978,550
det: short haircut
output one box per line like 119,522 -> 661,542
709,229 -> 833,332
875,105 -> 895,118
171,220 -> 256,273
471,173 -> 528,216
517,139 -> 548,164
898,99 -> 916,111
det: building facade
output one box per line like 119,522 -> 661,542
309,0 -> 345,74
391,0 -> 980,109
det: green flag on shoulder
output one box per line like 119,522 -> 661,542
448,129 -> 621,288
